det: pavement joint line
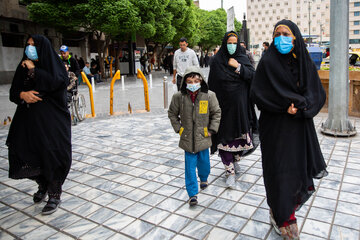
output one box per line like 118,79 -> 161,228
326,138 -> 353,239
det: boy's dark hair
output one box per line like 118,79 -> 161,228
180,37 -> 188,43
85,62 -> 89,64
185,73 -> 202,81
263,41 -> 270,47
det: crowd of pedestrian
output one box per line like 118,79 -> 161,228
6,19 -> 327,240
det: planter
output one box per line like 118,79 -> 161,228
318,70 -> 360,117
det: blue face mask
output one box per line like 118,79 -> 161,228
274,35 -> 293,54
227,43 -> 237,55
25,45 -> 38,60
186,83 -> 201,92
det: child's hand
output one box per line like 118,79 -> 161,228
208,132 -> 212,137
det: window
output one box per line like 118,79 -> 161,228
355,2 -> 360,7
1,33 -> 25,47
355,11 -> 360,16
354,30 -> 360,34
355,21 -> 360,25
350,39 -> 360,44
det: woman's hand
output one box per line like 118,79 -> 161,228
228,58 -> 239,68
287,103 -> 298,115
20,91 -> 42,104
21,60 -> 35,70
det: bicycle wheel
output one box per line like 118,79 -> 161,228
70,100 -> 78,125
75,94 -> 86,121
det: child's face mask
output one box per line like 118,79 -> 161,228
186,83 -> 201,92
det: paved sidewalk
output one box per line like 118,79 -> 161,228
0,111 -> 360,240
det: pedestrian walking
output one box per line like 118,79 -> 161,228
6,35 -> 72,215
240,41 -> 256,68
168,66 -> 221,206
262,41 -> 270,58
172,37 -> 199,91
251,20 -> 328,239
208,31 -> 259,188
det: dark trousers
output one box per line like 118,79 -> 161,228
31,175 -> 62,199
176,74 -> 183,91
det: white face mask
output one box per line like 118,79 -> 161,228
186,83 -> 201,92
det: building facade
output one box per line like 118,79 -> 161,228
247,0 -> 360,51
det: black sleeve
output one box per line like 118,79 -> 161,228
9,64 -> 25,105
34,68 -> 67,93
71,58 -> 81,77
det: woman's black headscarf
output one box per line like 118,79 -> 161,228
26,34 -> 69,92
208,31 -> 258,155
251,20 -> 325,118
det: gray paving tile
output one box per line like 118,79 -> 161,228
103,213 -> 136,232
122,202 -> 152,218
62,218 -> 98,238
142,227 -> 175,240
241,220 -> 271,239
120,219 -> 154,239
333,212 -> 360,229
87,207 -> 117,224
207,227 -> 237,240
208,197 -> 236,213
80,225 -> 116,240
22,225 -> 58,240
157,197 -> 185,212
330,225 -> 360,240
7,218 -> 43,238
196,208 -> 225,225
159,214 -> 191,232
140,207 -> 170,225
302,219 -> 331,239
180,220 -> 213,239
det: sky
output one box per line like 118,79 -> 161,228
198,0 -> 247,21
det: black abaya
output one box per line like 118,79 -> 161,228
251,20 -> 328,227
6,35 -> 71,184
208,31 -> 259,156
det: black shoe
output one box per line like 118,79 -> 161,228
188,196 -> 198,206
33,190 -> 47,203
41,198 -> 61,215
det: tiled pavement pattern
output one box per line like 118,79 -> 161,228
0,112 -> 360,240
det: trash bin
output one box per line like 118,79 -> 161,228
307,46 -> 323,70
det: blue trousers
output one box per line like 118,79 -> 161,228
185,149 -> 210,197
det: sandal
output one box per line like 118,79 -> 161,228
200,181 -> 208,190
188,196 -> 198,206
280,223 -> 299,240
33,190 -> 47,203
41,198 -> 61,215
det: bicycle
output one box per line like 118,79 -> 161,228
68,83 -> 86,125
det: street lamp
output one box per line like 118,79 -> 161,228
221,0 -> 223,9
305,0 -> 314,43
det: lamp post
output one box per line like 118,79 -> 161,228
221,0 -> 223,9
305,0 -> 314,43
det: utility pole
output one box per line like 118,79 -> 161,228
320,23 -> 323,45
221,0 -> 223,9
321,0 -> 356,136
308,0 -> 312,43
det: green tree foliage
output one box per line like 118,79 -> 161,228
196,8 -> 242,52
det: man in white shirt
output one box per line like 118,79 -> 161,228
172,37 -> 199,91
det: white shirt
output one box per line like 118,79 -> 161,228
173,48 -> 199,76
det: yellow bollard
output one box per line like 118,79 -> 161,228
81,72 -> 96,117
110,70 -> 121,115
136,69 -> 150,112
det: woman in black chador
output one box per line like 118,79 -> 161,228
251,20 -> 328,239
6,35 -> 71,215
208,31 -> 259,188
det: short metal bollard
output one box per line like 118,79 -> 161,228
149,74 -> 153,89
91,77 -> 96,93
163,76 -> 168,109
121,76 -> 125,90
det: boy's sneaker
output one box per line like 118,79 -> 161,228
188,196 -> 198,206
234,162 -> 241,174
200,181 -> 208,190
226,175 -> 236,189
